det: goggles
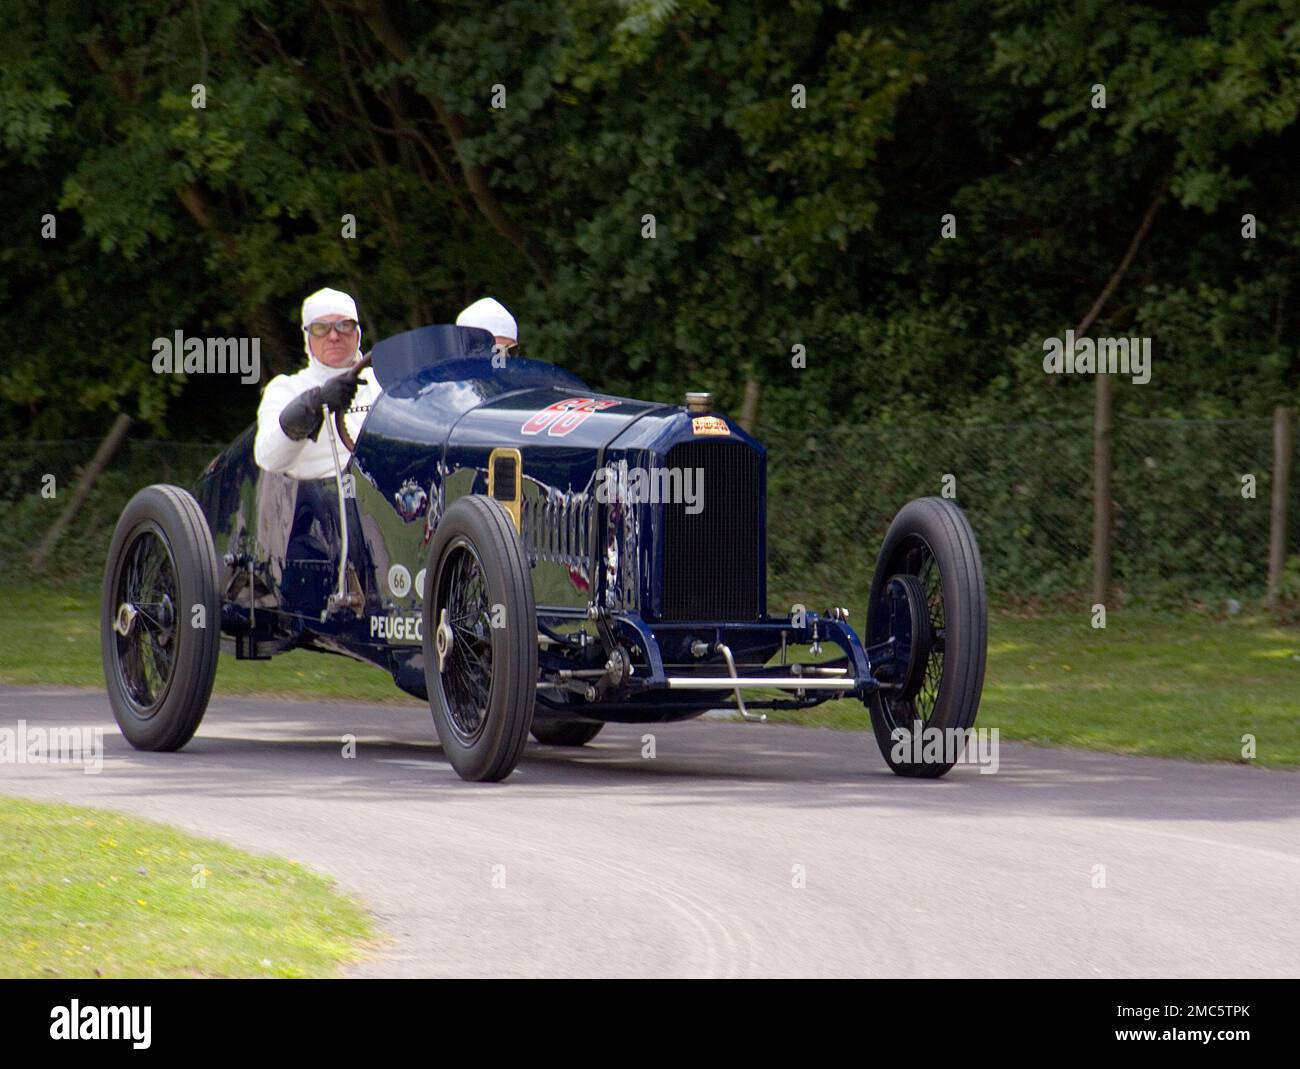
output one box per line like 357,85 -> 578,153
305,319 -> 359,338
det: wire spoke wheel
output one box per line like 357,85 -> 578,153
422,495 -> 537,782
876,540 -> 946,732
112,524 -> 180,715
435,540 -> 494,743
102,485 -> 220,752
866,498 -> 987,778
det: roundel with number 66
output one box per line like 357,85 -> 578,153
521,398 -> 618,437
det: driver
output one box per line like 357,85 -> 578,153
456,296 -> 519,356
254,287 -> 380,479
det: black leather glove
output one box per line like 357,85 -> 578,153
320,375 -> 359,412
278,386 -> 324,442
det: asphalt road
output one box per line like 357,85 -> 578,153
2,685 -> 1297,977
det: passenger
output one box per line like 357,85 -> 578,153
254,287 -> 380,480
456,297 -> 519,356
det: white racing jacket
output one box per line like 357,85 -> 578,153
254,358 -> 380,481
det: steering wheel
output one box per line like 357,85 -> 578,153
333,351 -> 373,454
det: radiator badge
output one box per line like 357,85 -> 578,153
691,416 -> 730,436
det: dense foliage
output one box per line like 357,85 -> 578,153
2,0 -> 1298,443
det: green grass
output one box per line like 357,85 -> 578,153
3,581 -> 1298,766
0,797 -> 377,978
0,580 -> 408,704
766,609 -> 1300,767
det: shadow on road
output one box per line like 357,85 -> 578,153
3,686 -> 1295,825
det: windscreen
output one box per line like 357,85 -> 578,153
368,324 -> 495,389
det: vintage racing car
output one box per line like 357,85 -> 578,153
101,325 -> 988,781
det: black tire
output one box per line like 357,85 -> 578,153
530,719 -> 604,747
866,497 -> 987,778
422,495 -> 537,782
101,484 -> 220,751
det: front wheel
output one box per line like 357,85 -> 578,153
866,497 -> 987,778
422,495 -> 537,782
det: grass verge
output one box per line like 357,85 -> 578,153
0,796 -> 376,978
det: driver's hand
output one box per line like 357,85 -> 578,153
320,375 -> 359,412
279,386 -> 325,442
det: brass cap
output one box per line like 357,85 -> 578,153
685,391 -> 713,414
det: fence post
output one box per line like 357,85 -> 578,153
1267,405 -> 1293,606
1091,375 -> 1114,606
739,378 -> 760,434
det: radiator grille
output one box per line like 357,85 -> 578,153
660,440 -> 762,621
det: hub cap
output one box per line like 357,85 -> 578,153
877,535 -> 945,731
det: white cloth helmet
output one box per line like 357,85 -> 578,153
455,297 -> 518,343
301,287 -> 363,367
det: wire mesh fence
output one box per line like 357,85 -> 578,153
0,440 -> 224,582
761,415 -> 1296,608
1,417 -> 1295,606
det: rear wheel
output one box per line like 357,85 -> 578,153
866,497 -> 987,778
530,719 -> 604,747
101,485 -> 220,751
422,496 -> 537,781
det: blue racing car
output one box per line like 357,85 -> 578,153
101,324 -> 987,781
